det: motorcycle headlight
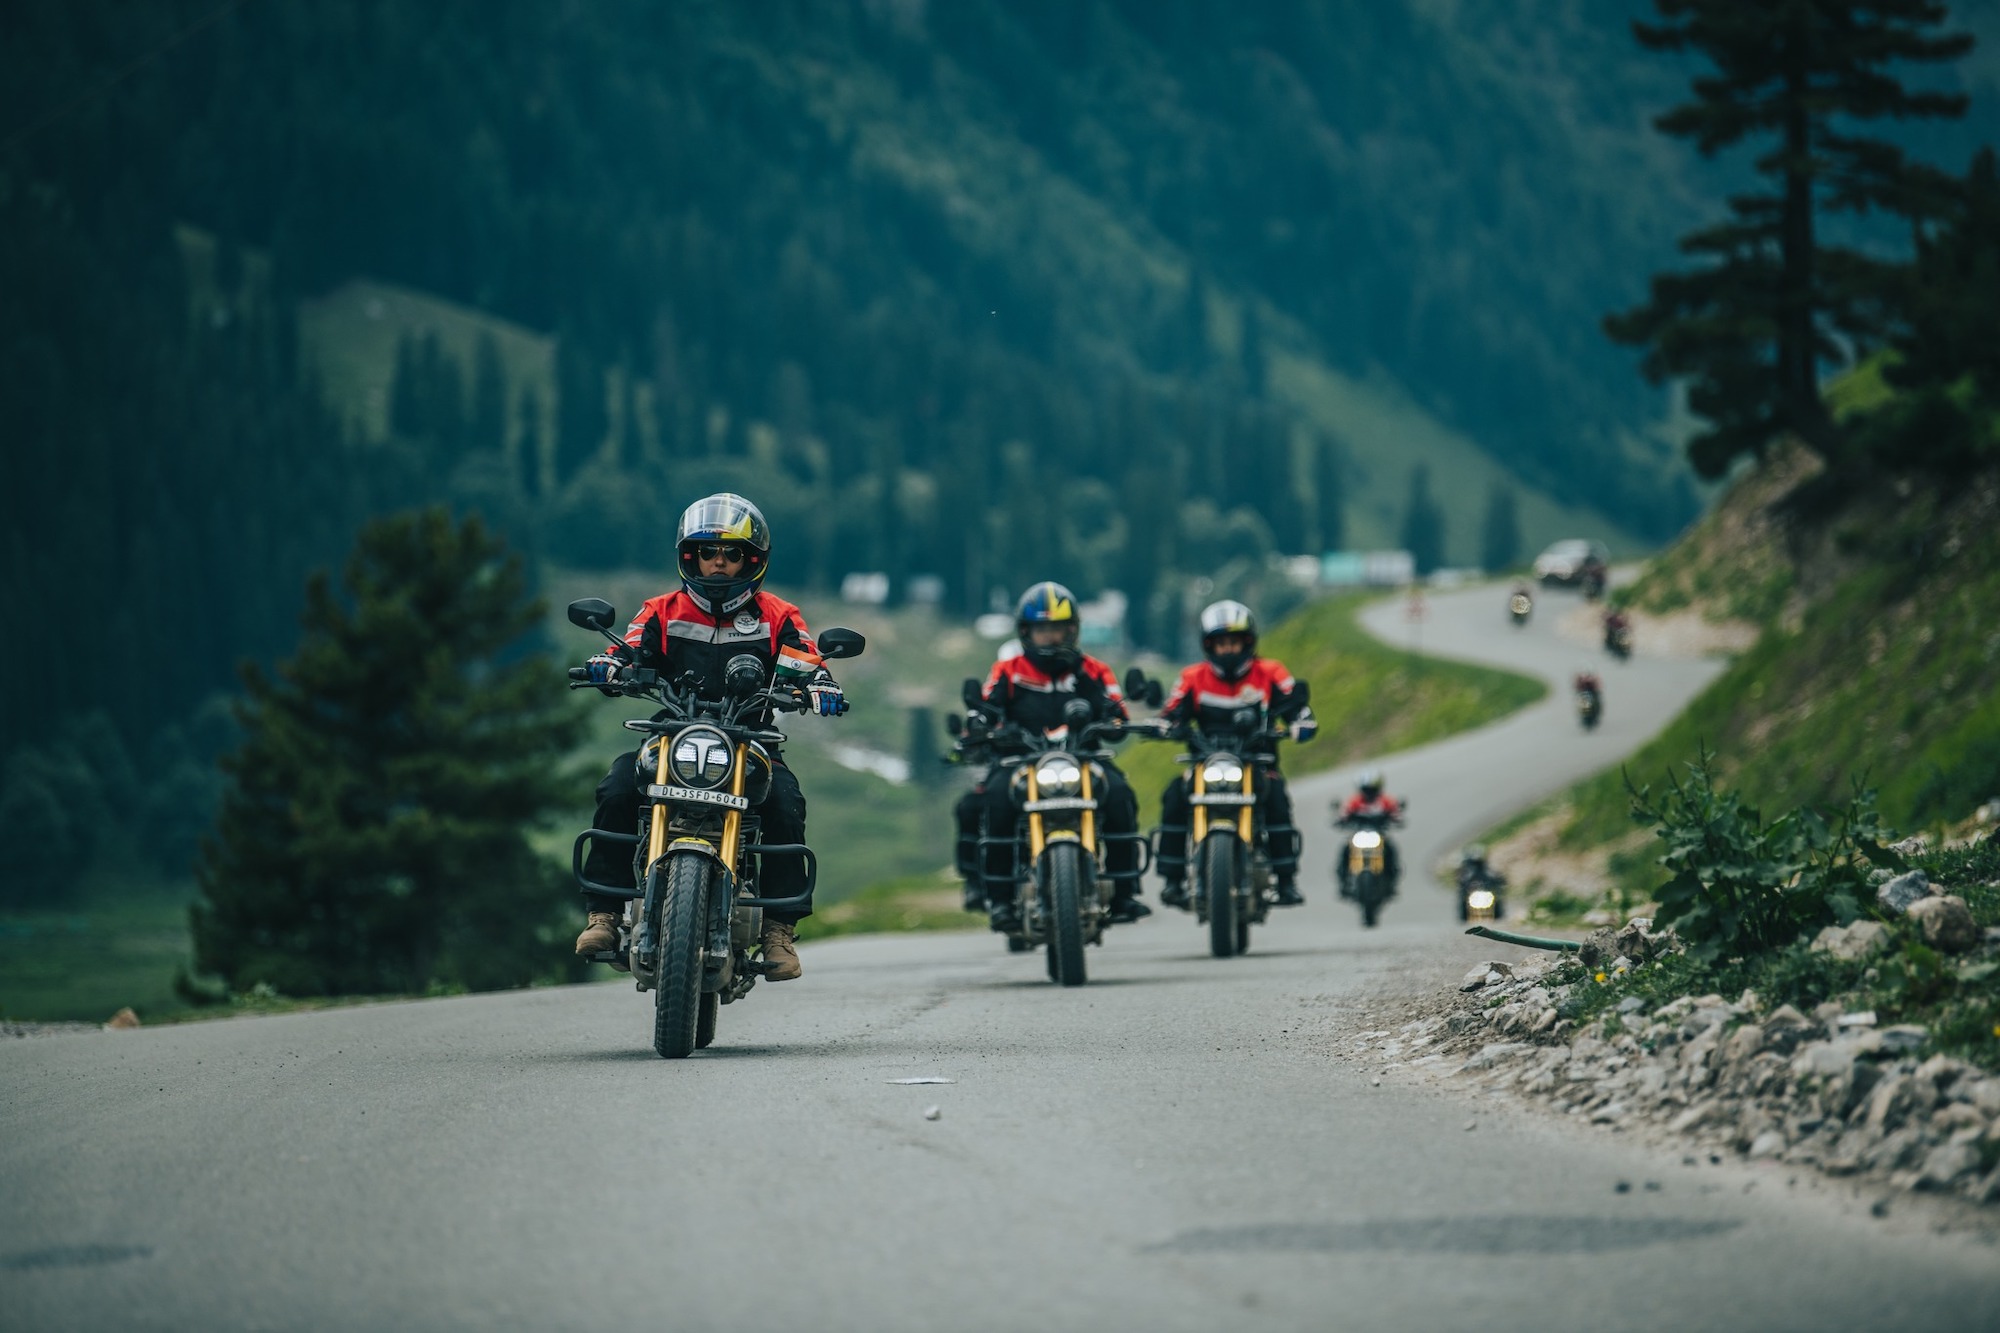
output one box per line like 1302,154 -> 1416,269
1351,830 -> 1383,850
668,724 -> 736,790
1032,754 -> 1084,798
1199,756 -> 1245,787
1467,889 -> 1496,911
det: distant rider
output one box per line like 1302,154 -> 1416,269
1154,599 -> 1315,909
1456,844 -> 1507,919
574,492 -> 846,981
1336,769 -> 1403,898
953,582 -> 1149,931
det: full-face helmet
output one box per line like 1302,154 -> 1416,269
1357,768 -> 1384,801
1015,581 -> 1082,676
1199,599 -> 1258,681
676,492 -> 770,615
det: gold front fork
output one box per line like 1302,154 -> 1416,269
1079,761 -> 1096,852
1238,763 -> 1256,842
1191,765 -> 1208,843
646,742 -> 671,870
718,744 -> 748,870
1025,768 -> 1044,861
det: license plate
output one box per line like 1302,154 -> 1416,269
1023,797 -> 1096,812
647,784 -> 749,810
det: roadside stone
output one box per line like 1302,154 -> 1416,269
1811,921 -> 1891,962
103,1008 -> 140,1030
1876,870 -> 1933,914
1460,961 -> 1513,991
1760,1005 -> 1814,1055
1461,1042 -> 1530,1072
1748,1129 -> 1787,1159
1878,1026 -> 1927,1057
1577,928 -> 1620,970
1959,1078 -> 2000,1116
1916,1142 -> 1981,1191
1908,895 -> 1979,954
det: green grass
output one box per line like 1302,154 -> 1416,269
796,869 -> 980,941
1120,592 -> 1546,825
0,870 -> 199,1024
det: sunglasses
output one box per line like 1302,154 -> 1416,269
691,542 -> 748,563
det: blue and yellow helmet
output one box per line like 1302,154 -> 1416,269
676,492 -> 770,615
1015,580 -> 1081,675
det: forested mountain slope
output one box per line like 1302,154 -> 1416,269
5,0 -> 1993,765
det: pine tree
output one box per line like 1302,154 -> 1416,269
1313,434 -> 1345,553
516,385 -> 544,498
1605,0 -> 1970,478
470,331 -> 508,454
1861,147 -> 2000,472
1480,481 -> 1522,572
1239,300 -> 1268,398
191,509 -> 584,996
1400,464 -> 1445,575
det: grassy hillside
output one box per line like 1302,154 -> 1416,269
1492,447 -> 2000,911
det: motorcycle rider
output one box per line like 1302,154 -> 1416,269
1154,600 -> 1315,910
1456,844 -> 1507,920
953,581 -> 1149,931
1602,606 -> 1632,654
573,493 -> 846,982
1335,769 -> 1403,899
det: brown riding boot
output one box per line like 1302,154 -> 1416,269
574,910 -> 621,957
760,920 -> 803,981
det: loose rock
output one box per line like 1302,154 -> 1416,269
1876,870 -> 1933,914
1908,895 -> 1979,954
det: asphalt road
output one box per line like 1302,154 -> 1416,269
5,584 -> 1997,1332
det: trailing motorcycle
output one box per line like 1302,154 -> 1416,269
946,679 -> 1155,986
1456,850 -> 1506,923
1604,615 -> 1633,660
1336,801 -> 1406,929
566,598 -> 864,1058
1575,675 -> 1604,731
1127,672 -> 1307,959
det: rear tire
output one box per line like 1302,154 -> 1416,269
1046,843 -> 1089,987
1202,833 -> 1239,959
652,855 -> 711,1059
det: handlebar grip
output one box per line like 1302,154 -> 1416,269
568,667 -> 590,681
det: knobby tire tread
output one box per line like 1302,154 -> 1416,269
653,854 -> 710,1058
1048,843 -> 1088,987
1203,832 -> 1239,959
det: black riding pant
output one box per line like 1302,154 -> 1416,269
953,760 -> 1141,903
1156,769 -> 1298,885
582,749 -> 811,925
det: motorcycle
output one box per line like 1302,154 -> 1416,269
1456,860 -> 1506,923
1508,589 -> 1533,627
1604,619 -> 1633,660
1336,801 -> 1407,929
1127,672 -> 1308,959
946,677 -> 1156,986
565,598 -> 864,1058
1576,679 -> 1604,731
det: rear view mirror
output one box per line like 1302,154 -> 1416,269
819,628 -> 866,660
1123,667 -> 1164,709
568,598 -> 617,632
945,714 -> 964,738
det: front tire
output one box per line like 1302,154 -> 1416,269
1046,842 -> 1089,987
1202,833 -> 1239,959
1356,870 -> 1382,929
652,854 -> 712,1059
695,992 -> 719,1049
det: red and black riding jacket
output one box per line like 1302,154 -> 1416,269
616,590 -> 828,715
1159,658 -> 1303,737
979,652 -> 1128,738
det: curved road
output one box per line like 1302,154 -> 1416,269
5,584 -> 1996,1332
